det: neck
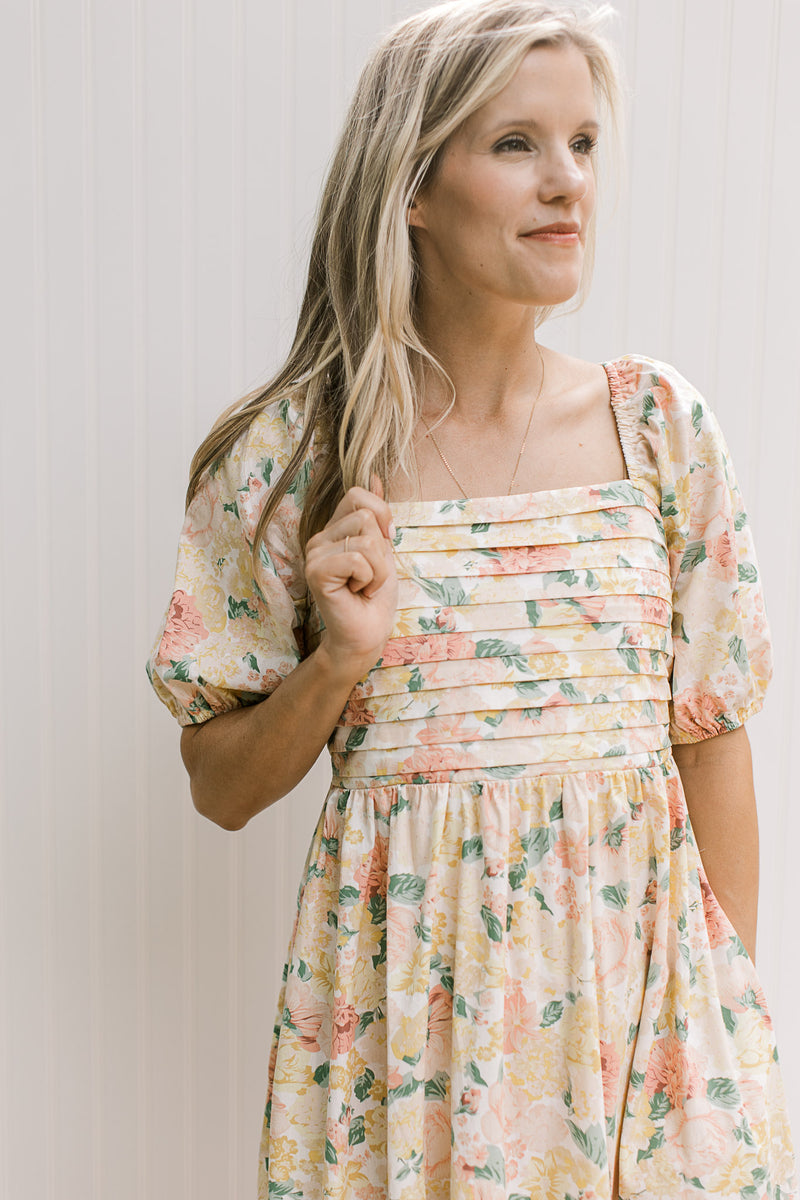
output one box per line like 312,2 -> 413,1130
414,289 -> 544,423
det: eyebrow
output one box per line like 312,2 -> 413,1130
487,117 -> 601,135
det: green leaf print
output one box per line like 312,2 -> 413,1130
474,1145 -> 506,1184
348,1115 -> 366,1145
515,680 -> 544,697
734,510 -> 749,531
525,600 -> 542,625
222,499 -> 239,517
636,1127 -> 666,1163
649,1092 -> 671,1120
441,499 -> 468,513
525,825 -> 556,865
416,576 -> 470,607
600,508 -> 631,528
466,1059 -> 489,1087
585,569 -> 600,591
530,886 -> 553,914
618,646 -> 641,673
344,725 -> 368,751
313,1061 -> 330,1087
728,634 -> 750,675
295,959 -> 312,981
286,458 -> 312,496
567,1121 -> 608,1168
256,456 -> 274,486
691,399 -> 704,436
600,882 -> 630,910
470,522 -> 490,533
483,764 -> 527,778
508,861 -> 527,891
423,1071 -> 449,1102
354,1066 -> 375,1100
388,873 -> 426,905
390,1072 -> 423,1099
227,596 -> 259,621
549,796 -> 564,822
475,638 -> 522,658
707,1076 -> 741,1109
602,817 -> 626,849
338,884 -> 360,905
559,680 -> 582,701
680,541 -> 707,572
408,667 -> 424,692
268,1182 -> 304,1198
461,835 -> 484,862
630,1068 -> 646,1090
324,1136 -> 338,1164
242,651 -> 259,671
480,904 -> 504,943
738,562 -> 758,583
166,657 -> 194,682
540,1000 -> 564,1027
641,390 -> 658,426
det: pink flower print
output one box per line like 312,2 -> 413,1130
555,877 -> 581,921
339,693 -> 376,726
458,1087 -> 481,1114
380,635 -> 438,667
613,358 -> 641,399
639,593 -> 670,625
426,984 -> 453,1062
554,828 -> 589,876
503,979 -> 540,1055
599,1039 -> 621,1117
475,544 -> 571,576
331,994 -> 358,1055
184,480 -> 224,548
663,1098 -> 736,1176
666,775 -> 686,831
594,912 -> 632,989
286,983 -> 327,1053
403,745 -> 464,776
386,904 -> 416,961
423,1101 -> 452,1177
353,831 -> 388,903
386,1068 -> 403,1092
644,1034 -> 703,1108
434,606 -> 457,631
418,715 -> 471,746
672,687 -> 726,740
158,590 -> 209,662
577,595 -> 608,622
706,530 -> 737,581
699,874 -> 732,949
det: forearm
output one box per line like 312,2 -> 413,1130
672,724 -> 759,962
180,641 -> 364,830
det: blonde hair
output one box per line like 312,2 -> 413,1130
186,0 -> 625,553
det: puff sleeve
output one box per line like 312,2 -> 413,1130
146,398 -> 313,726
639,360 -> 773,743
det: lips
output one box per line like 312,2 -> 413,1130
523,222 -> 580,235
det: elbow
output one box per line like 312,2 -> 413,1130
188,777 -> 252,831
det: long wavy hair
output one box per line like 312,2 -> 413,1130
186,0 -> 625,554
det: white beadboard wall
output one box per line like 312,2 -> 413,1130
2,0 -> 798,1196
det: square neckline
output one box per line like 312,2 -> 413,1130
388,358 -> 633,515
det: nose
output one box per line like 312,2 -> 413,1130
537,144 -> 589,205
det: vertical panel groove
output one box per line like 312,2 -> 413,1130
708,0 -> 734,403
81,0 -> 103,1195
30,1 -> 58,1196
132,0 -> 150,1195
180,1 -> 197,1194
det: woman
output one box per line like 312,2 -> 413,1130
148,2 -> 797,1196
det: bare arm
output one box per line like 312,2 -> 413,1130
182,481 -> 398,830
672,724 -> 759,962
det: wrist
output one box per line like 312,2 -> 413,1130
312,636 -> 379,691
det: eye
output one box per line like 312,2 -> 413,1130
571,134 -> 598,156
494,135 -> 531,153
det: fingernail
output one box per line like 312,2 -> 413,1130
388,521 -> 397,540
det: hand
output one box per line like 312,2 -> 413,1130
304,475 -> 398,683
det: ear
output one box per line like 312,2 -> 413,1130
407,195 -> 427,231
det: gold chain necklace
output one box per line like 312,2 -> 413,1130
419,342 -> 546,500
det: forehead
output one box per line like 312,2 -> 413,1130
461,41 -> 597,137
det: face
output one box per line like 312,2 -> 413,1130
409,41 -> 599,310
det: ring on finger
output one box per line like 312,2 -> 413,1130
344,535 -> 350,555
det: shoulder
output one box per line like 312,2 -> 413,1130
193,394 -> 313,549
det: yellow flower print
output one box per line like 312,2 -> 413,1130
391,938 -> 430,996
390,1008 -> 427,1063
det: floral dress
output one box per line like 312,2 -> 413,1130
148,354 -> 797,1200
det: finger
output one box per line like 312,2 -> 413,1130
344,534 -> 393,597
321,507 -> 384,548
330,485 -> 394,541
